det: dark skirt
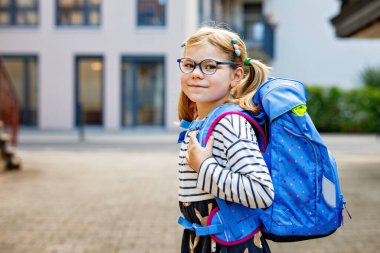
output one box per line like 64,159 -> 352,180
179,199 -> 271,253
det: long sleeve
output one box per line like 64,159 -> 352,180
196,114 -> 274,208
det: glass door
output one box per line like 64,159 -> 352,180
75,56 -> 103,126
0,56 -> 38,126
121,56 -> 165,127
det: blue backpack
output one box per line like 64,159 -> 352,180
178,78 -> 350,244
254,78 -> 350,241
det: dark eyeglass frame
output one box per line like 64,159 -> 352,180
177,58 -> 237,75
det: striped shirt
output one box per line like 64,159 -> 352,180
178,114 -> 274,208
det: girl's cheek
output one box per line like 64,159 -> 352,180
180,75 -> 188,89
180,82 -> 186,91
180,75 -> 185,85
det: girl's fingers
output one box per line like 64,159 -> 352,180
189,131 -> 199,145
206,136 -> 214,151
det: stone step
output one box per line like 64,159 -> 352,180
0,130 -> 22,171
7,154 -> 22,170
0,157 -> 6,173
0,132 -> 10,140
4,145 -> 15,156
2,146 -> 21,170
0,133 -> 10,147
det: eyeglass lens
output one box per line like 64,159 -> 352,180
179,59 -> 218,75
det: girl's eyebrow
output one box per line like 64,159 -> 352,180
184,57 -> 226,63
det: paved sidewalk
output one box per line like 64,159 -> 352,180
0,133 -> 379,253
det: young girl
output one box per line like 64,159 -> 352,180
177,25 -> 274,253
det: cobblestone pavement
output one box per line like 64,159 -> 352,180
0,133 -> 379,253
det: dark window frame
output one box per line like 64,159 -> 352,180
120,55 -> 166,127
243,2 -> 275,59
0,54 -> 39,127
137,0 -> 167,27
56,0 -> 101,27
0,0 -> 39,27
74,55 -> 104,127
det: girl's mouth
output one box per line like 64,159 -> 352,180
188,84 -> 206,88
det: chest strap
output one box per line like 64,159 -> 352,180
178,216 -> 224,236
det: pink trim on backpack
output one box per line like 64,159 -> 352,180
207,206 -> 261,246
205,112 -> 268,152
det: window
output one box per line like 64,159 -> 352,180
0,0 -> 38,26
121,56 -> 165,126
57,0 -> 101,26
243,3 -> 274,59
243,3 -> 263,42
0,56 -> 38,126
137,0 -> 166,27
75,56 -> 103,126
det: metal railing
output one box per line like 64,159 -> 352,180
0,60 -> 20,145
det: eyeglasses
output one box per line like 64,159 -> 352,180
177,58 -> 237,75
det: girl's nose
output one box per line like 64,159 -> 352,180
191,65 -> 204,78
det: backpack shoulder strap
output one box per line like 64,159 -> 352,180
203,105 -> 267,239
214,197 -> 244,239
198,103 -> 267,152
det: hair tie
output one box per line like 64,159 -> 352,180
244,57 -> 252,66
231,39 -> 241,57
180,42 -> 186,48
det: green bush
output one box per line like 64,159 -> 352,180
306,86 -> 380,133
361,66 -> 380,88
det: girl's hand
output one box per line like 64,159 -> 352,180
187,131 -> 214,172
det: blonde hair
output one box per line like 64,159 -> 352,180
178,25 -> 270,121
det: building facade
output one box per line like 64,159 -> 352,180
0,0 -> 197,130
1,0 -> 380,130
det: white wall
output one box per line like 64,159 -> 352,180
265,0 -> 380,88
0,0 -> 196,130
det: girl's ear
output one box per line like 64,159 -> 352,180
230,67 -> 244,88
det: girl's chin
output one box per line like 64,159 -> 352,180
185,95 -> 204,103
185,93 -> 227,104
188,97 -> 208,103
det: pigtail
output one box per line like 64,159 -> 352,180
230,58 -> 270,114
